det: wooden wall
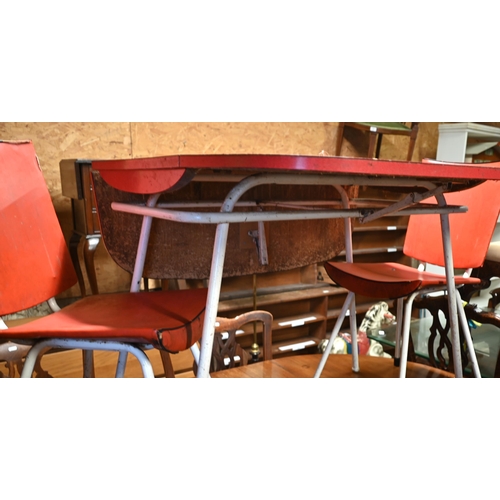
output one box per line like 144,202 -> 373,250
0,122 -> 440,298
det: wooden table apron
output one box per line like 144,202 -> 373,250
91,154 -> 500,378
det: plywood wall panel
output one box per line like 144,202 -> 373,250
130,122 -> 335,156
0,122 -> 134,298
0,121 -> 442,300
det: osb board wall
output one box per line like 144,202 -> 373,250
0,122 -> 440,299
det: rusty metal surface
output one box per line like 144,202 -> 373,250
92,171 -> 346,279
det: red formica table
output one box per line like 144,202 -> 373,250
91,154 -> 500,378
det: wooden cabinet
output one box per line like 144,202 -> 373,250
60,159 -> 101,296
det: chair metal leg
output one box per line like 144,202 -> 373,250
394,298 -> 404,367
314,292 -> 355,378
455,290 -> 481,377
115,351 -> 128,377
82,350 -> 95,377
438,205 -> 463,377
399,291 -> 419,378
190,343 -> 201,365
349,295 -> 359,372
19,342 -> 51,379
21,339 -> 155,378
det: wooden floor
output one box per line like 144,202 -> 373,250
211,353 -> 454,378
1,349 -> 453,378
0,348 -> 197,378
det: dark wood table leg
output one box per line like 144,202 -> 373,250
69,231 -> 87,297
83,235 -> 100,295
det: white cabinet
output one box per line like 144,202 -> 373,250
437,122 -> 500,162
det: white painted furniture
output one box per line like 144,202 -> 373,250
437,122 -> 500,162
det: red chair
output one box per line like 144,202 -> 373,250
0,140 -> 208,377
318,178 -> 500,377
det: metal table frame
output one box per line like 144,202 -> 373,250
91,154 -> 500,378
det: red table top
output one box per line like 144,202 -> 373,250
92,154 -> 500,194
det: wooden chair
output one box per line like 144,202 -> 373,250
0,341 -> 31,377
191,310 -> 273,374
0,339 -> 52,377
335,122 -> 419,161
0,140 -> 209,377
320,179 -> 500,378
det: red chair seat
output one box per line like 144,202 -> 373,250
324,261 -> 481,300
5,288 -> 207,353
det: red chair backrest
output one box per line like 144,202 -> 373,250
0,141 -> 77,315
404,180 -> 500,269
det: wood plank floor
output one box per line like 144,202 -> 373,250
0,348 -> 196,378
2,348 -> 451,379
211,353 -> 454,378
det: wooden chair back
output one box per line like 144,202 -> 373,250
207,310 -> 273,373
336,122 -> 419,161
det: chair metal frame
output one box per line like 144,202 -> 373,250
0,141 -> 207,378
110,171 -> 469,378
316,179 -> 500,378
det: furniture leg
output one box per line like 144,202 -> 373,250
314,291 -> 355,378
393,298 -> 404,367
438,206 -> 463,377
82,350 -> 95,377
83,236 -> 100,295
69,231 -> 87,297
115,351 -> 128,377
399,291 -> 419,378
407,124 -> 419,161
349,295 -> 359,372
335,123 -> 345,155
21,339 -> 155,378
159,351 -> 175,377
375,133 -> 383,158
368,130 -> 378,158
197,222 -> 230,378
455,290 -> 481,377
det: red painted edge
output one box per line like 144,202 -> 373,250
91,154 -> 500,193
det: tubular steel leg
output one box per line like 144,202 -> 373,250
115,351 -> 128,378
130,193 -> 161,293
399,286 -> 448,377
437,196 -> 463,378
394,298 -> 404,367
190,343 -> 201,365
21,339 -> 155,378
335,186 -> 359,373
314,292 -> 355,378
349,297 -> 360,372
399,291 -> 419,378
83,350 -> 95,377
196,222 -> 229,378
455,290 -> 481,378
